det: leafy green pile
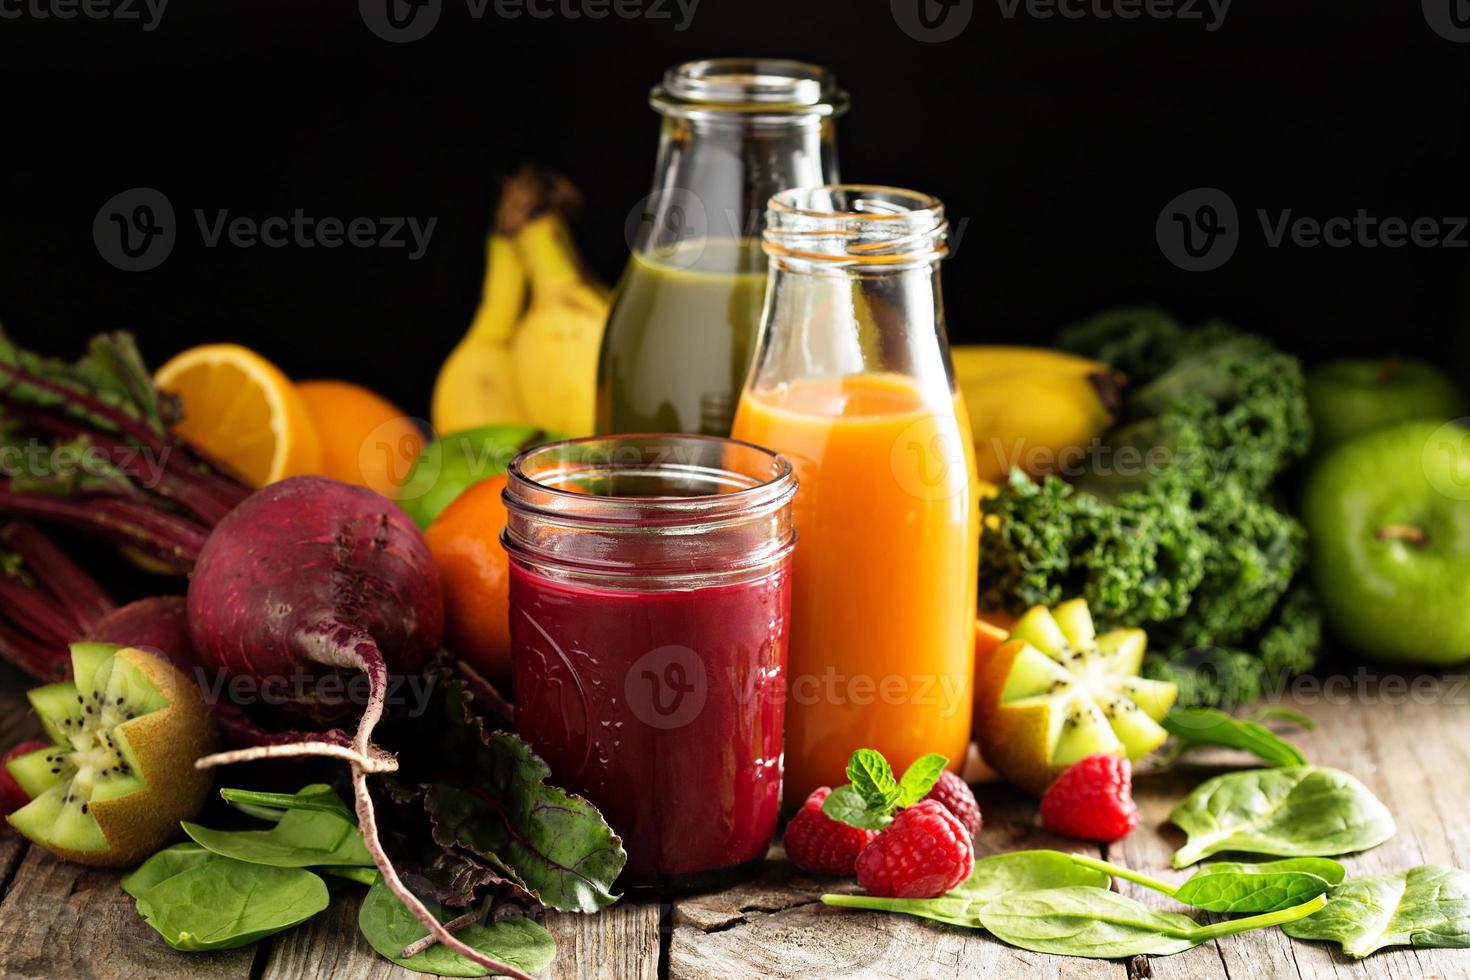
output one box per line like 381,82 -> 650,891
980,309 -> 1321,707
123,785 -> 556,976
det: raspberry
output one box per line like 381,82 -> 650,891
923,770 -> 982,837
1040,753 -> 1139,843
783,787 -> 878,877
855,800 -> 975,898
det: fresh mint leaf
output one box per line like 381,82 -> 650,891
846,748 -> 899,809
820,785 -> 891,831
895,753 -> 948,806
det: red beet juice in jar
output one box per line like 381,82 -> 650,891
501,435 -> 796,889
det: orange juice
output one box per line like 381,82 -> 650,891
732,372 -> 979,799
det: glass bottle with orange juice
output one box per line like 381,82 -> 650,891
731,185 -> 979,801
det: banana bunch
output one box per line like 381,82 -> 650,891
950,346 -> 1126,484
432,169 -> 608,438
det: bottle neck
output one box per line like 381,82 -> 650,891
746,186 -> 955,399
638,116 -> 837,266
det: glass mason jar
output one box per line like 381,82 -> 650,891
730,186 -> 980,802
502,435 -> 796,888
596,58 -> 846,437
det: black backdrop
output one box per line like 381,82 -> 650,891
2,0 -> 1468,416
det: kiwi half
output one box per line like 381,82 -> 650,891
974,599 -> 1178,795
6,643 -> 219,867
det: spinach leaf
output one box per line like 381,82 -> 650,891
220,785 -> 356,820
1162,707 -> 1308,767
133,861 -> 329,951
1282,865 -> 1470,957
1173,858 -> 1344,913
121,843 -> 216,899
979,886 -> 1327,958
184,784 -> 374,868
1246,705 -> 1315,729
1070,854 -> 1345,914
822,849 -> 1111,927
358,877 -> 556,977
1170,766 -> 1395,867
895,753 -> 949,806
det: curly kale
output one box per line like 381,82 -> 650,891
981,312 -> 1320,708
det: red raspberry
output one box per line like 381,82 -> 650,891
1040,753 -> 1139,843
855,800 -> 975,898
923,770 -> 982,837
783,787 -> 878,877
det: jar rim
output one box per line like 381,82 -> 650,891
504,433 -> 796,525
651,58 -> 849,121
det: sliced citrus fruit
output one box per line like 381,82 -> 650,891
155,344 -> 321,487
973,598 -> 1176,795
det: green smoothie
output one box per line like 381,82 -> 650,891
596,238 -> 768,436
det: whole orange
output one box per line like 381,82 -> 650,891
425,474 -> 512,680
296,380 -> 424,498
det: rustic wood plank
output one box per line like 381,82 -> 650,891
260,887 -> 414,980
543,903 -> 661,980
0,846 -> 257,979
668,788 -> 1127,980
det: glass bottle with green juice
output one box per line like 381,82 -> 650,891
596,59 -> 847,436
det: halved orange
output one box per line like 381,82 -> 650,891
154,344 -> 321,487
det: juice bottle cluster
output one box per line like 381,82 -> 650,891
507,59 -> 979,888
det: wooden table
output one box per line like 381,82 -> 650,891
2,665 -> 1468,980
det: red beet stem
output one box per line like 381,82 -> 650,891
0,619 -> 69,681
1,522 -> 114,630
0,485 -> 207,571
0,576 -> 82,649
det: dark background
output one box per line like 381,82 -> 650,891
1,0 -> 1468,416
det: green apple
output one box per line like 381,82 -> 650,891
395,424 -> 563,529
1305,358 -> 1467,455
1301,420 -> 1470,665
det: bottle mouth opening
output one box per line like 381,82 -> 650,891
651,58 -> 848,121
764,185 -> 949,266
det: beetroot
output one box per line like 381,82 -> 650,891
187,477 -> 523,976
88,596 -> 200,670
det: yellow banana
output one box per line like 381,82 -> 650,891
951,345 -> 1124,484
950,344 -> 1113,383
509,212 -> 608,437
465,233 -> 527,347
431,229 -> 534,434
